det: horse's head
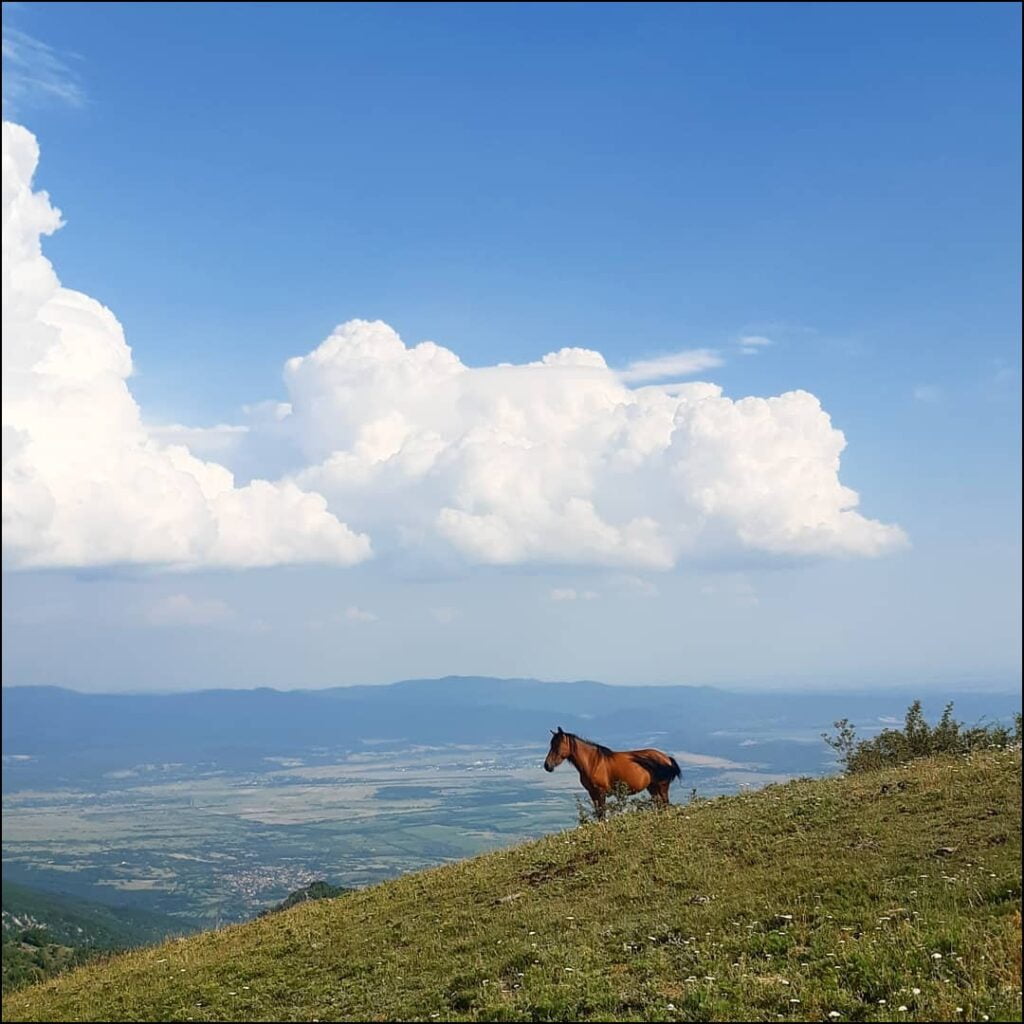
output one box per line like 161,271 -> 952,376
544,727 -> 570,772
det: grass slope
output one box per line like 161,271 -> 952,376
4,750 -> 1020,1023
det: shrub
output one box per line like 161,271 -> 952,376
575,781 -> 656,824
256,881 -> 351,917
823,700 -> 1022,774
17,930 -> 48,949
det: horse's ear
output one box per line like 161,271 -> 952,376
557,726 -> 564,734
550,729 -> 556,736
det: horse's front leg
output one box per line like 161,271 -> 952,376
589,788 -> 607,821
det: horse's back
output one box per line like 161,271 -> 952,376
627,747 -> 681,783
631,746 -> 674,765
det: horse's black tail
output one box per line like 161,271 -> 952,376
633,753 -> 682,785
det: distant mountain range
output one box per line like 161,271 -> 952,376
3,676 -> 1020,790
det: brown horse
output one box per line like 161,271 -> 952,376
543,727 -> 681,817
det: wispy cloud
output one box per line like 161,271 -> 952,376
699,576 -> 759,607
146,594 -> 235,627
2,25 -> 85,113
739,335 -> 773,355
988,361 -> 1020,391
912,384 -> 942,404
344,605 -> 378,623
549,587 -> 598,602
617,349 -> 723,383
149,422 -> 249,459
611,574 -> 660,598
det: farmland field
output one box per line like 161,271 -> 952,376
2,740 -> 792,926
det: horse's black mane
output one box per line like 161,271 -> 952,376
565,732 -> 615,758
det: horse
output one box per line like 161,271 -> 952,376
543,726 -> 681,818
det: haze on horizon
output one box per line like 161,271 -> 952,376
2,3 -> 1020,693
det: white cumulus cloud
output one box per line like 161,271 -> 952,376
2,121 -> 906,575
1,121 -> 371,571
284,320 -> 906,569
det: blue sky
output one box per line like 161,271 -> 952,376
2,2 -> 1020,691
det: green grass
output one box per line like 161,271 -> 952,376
4,749 -> 1020,1022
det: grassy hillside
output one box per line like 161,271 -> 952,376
4,749 -> 1020,1023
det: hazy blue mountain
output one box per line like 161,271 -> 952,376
3,677 -> 1019,791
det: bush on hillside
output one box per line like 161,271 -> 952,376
575,781 -> 662,824
823,699 -> 1022,774
2,937 -> 95,992
257,881 -> 351,918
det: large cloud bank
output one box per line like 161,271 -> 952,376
2,121 -> 370,569
284,321 -> 905,568
2,121 -> 906,572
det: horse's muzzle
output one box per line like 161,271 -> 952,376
543,763 -> 553,772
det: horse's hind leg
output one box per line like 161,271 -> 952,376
648,781 -> 670,807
